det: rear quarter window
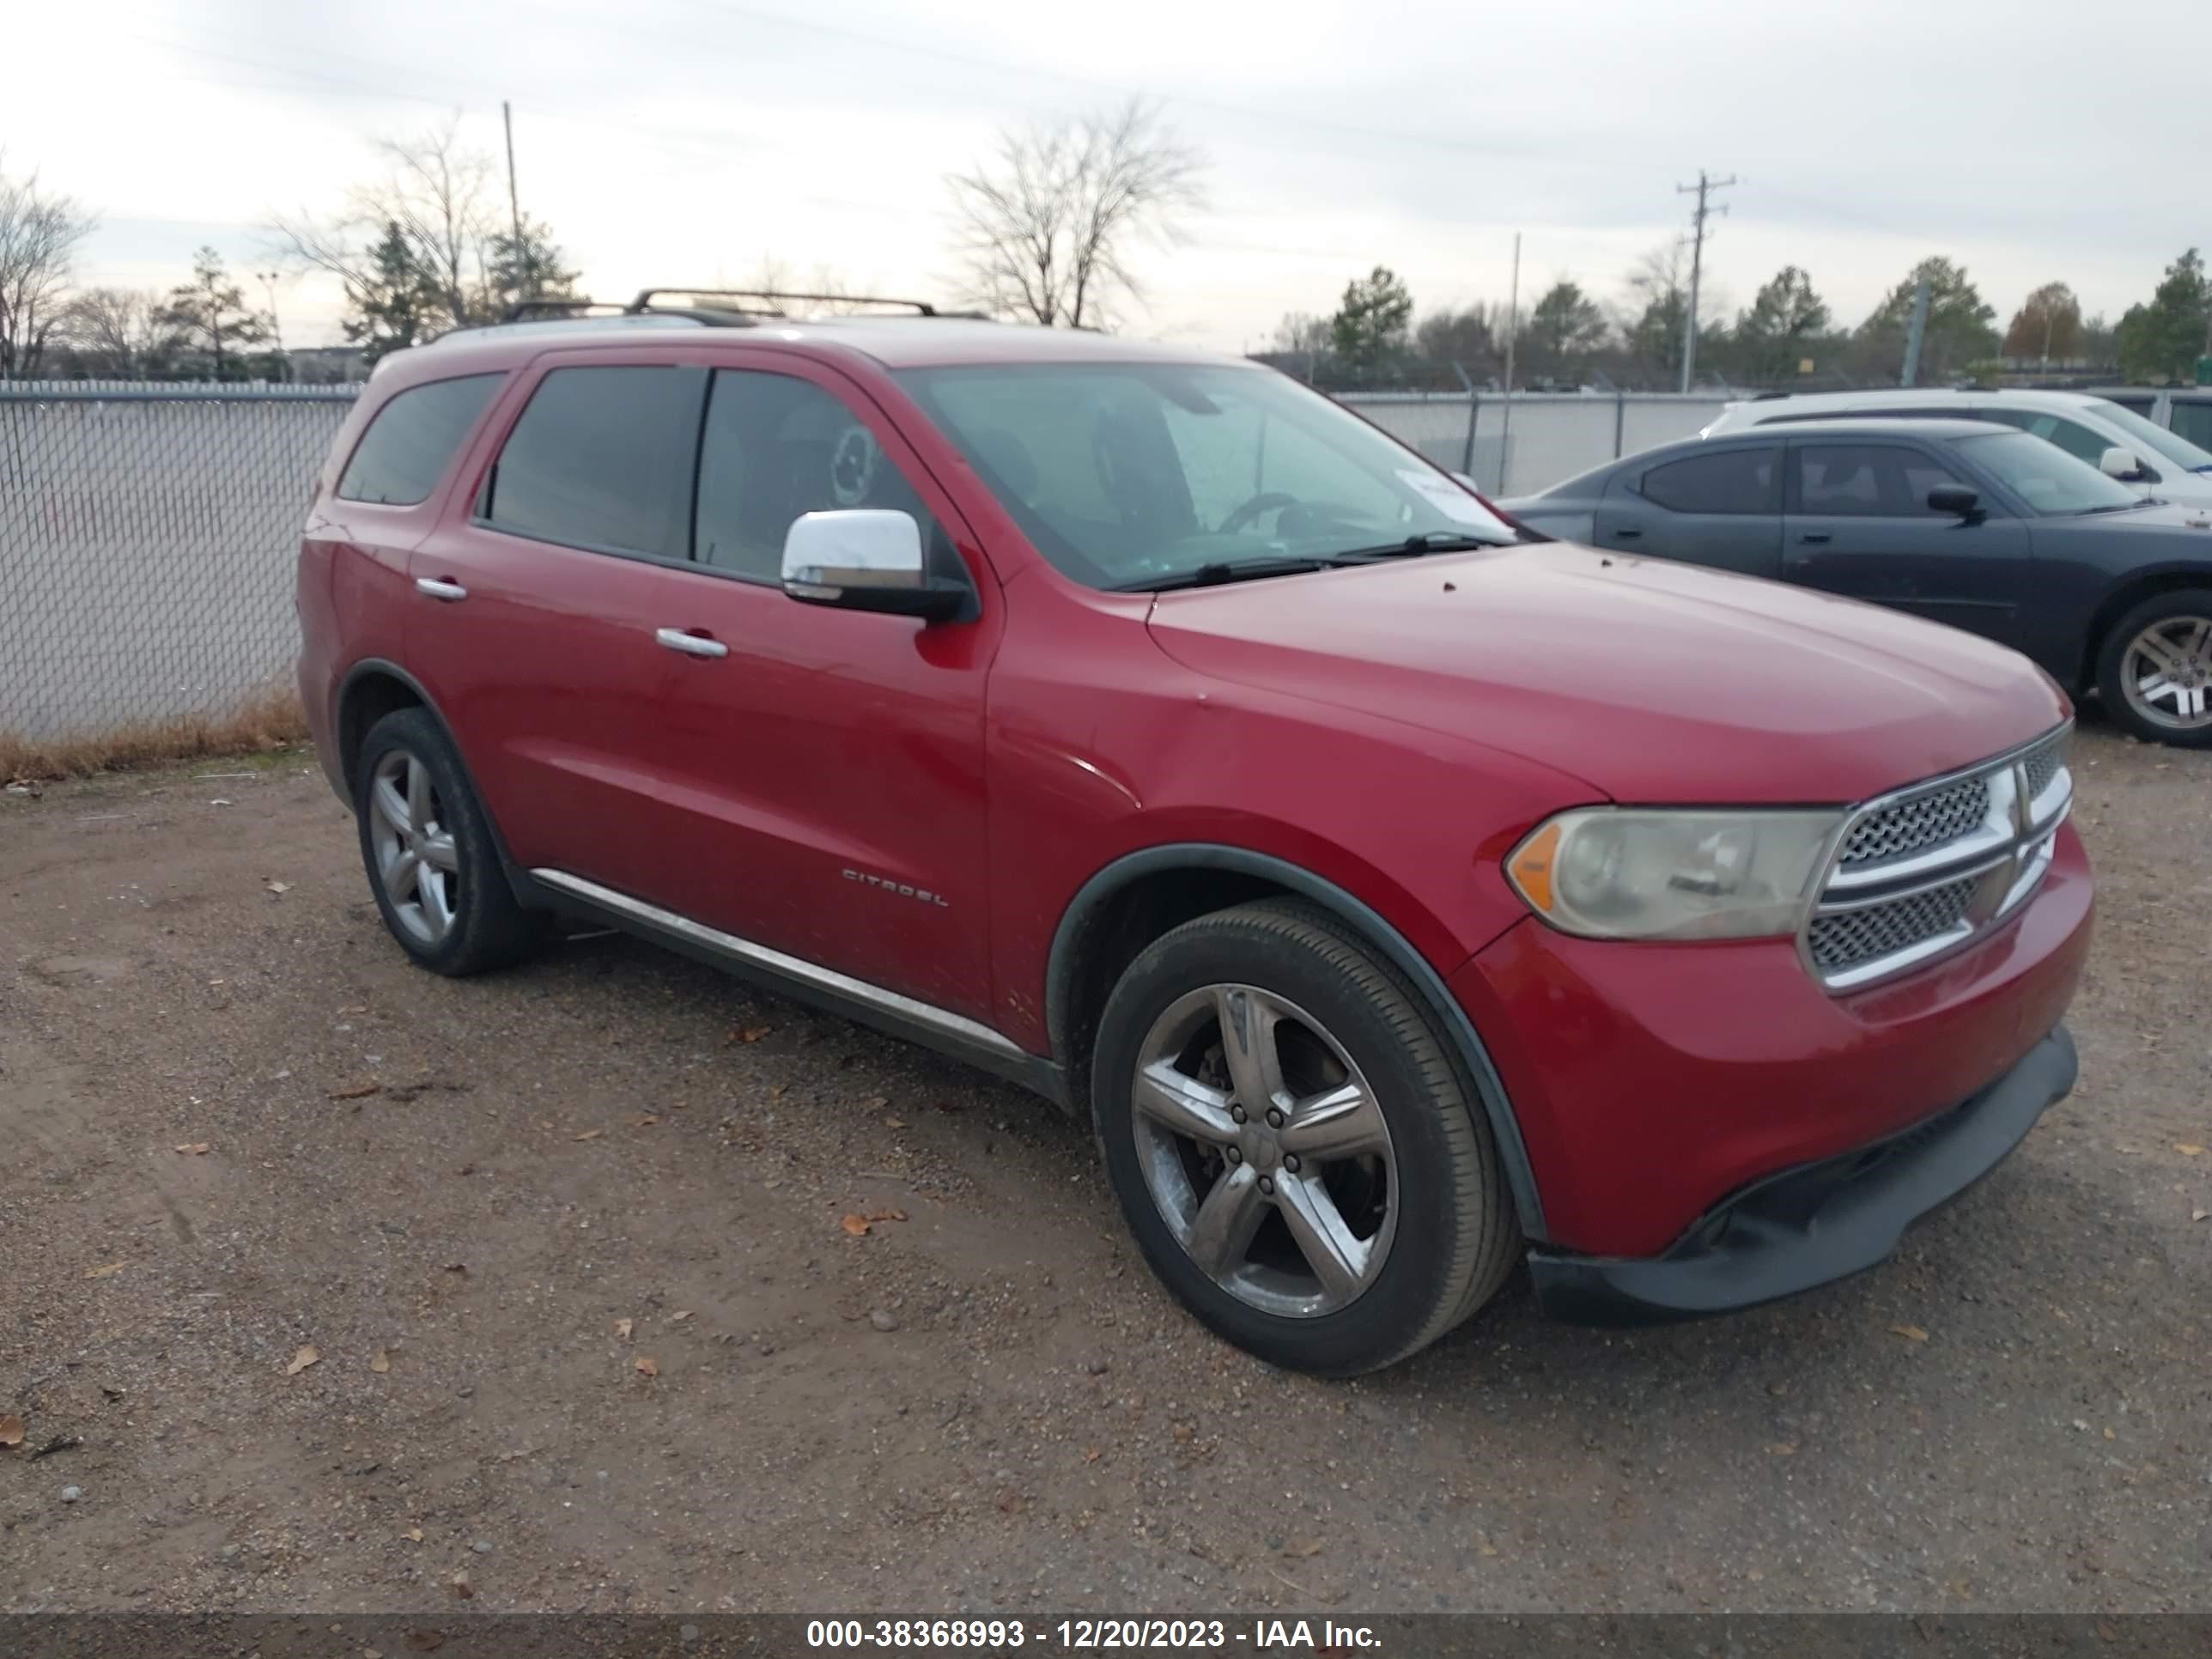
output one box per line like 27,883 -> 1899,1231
337,374 -> 504,506
1639,447 -> 1777,514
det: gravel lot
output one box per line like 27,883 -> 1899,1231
3,719 -> 2207,1615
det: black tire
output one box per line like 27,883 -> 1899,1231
1092,898 -> 1520,1376
2095,588 -> 2212,748
354,708 -> 541,975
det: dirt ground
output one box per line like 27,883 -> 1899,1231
2,720 -> 2207,1617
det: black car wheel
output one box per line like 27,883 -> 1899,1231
2097,589 -> 2212,747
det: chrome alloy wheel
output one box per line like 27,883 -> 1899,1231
1129,984 -> 1398,1318
2121,614 -> 2212,731
367,749 -> 461,946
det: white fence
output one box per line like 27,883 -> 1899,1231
1338,391 -> 1735,498
1,379 -> 1735,744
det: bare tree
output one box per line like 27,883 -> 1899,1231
55,286 -> 171,377
946,100 -> 1204,330
0,155 -> 99,379
272,119 -> 505,331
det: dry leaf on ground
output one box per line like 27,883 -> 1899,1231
265,881 -> 291,896
1766,1442 -> 1797,1455
285,1346 -> 320,1376
840,1214 -> 872,1237
2177,1143 -> 2205,1157
885,1116 -> 908,1128
1283,1538 -> 1324,1559
670,1310 -> 693,1322
403,1528 -> 424,1543
634,1355 -> 659,1377
614,1318 -> 634,1341
625,1113 -> 659,1128
0,1413 -> 24,1449
84,1261 -> 127,1279
370,1351 -> 391,1374
732,1025 -> 772,1044
448,1577 -> 472,1600
572,1127 -> 605,1142
1889,1323 -> 1930,1342
173,1142 -> 211,1155
865,1207 -> 908,1224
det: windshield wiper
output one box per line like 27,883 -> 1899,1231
1328,530 -> 1508,559
1110,556 -> 1352,593
2075,500 -> 2154,515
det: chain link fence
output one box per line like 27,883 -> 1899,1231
1337,390 -> 1737,496
1,382 -> 360,744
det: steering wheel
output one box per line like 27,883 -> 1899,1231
1217,491 -> 1301,535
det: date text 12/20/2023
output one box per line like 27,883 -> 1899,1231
805,1618 -> 1383,1650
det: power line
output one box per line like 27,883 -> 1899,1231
1674,169 -> 1735,393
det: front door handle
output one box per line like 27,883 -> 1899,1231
415,577 -> 468,601
1610,526 -> 1642,539
656,627 -> 728,659
1798,532 -> 1832,544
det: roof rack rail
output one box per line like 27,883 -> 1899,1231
629,288 -> 942,317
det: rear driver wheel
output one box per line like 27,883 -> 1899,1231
355,708 -> 541,975
1092,899 -> 1519,1375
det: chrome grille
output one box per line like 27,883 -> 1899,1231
2021,736 -> 2064,803
1808,878 -> 1978,973
1840,777 -> 1990,867
1803,724 -> 2073,992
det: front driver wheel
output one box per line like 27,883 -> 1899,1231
2096,589 -> 2212,747
1092,899 -> 1519,1375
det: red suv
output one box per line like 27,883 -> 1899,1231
297,292 -> 2092,1375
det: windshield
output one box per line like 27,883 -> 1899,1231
1953,430 -> 2145,515
895,362 -> 1516,590
2092,400 -> 2212,474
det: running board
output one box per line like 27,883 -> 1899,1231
526,868 -> 1068,1108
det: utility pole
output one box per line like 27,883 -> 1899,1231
1900,275 -> 1933,386
1675,169 -> 1735,393
502,100 -> 526,300
258,270 -> 287,382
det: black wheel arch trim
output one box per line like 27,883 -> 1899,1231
336,658 -> 532,900
1046,842 -> 1548,1240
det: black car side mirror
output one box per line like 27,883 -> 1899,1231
1927,485 -> 1983,522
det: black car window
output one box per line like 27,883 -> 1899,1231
337,374 -> 502,506
480,366 -> 708,560
1795,444 -> 1964,518
694,370 -> 940,581
1639,447 -> 1777,514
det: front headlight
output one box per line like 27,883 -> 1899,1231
1506,808 -> 1844,940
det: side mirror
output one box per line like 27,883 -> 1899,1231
2100,446 -> 2148,483
781,509 -> 965,622
1926,485 -> 1983,520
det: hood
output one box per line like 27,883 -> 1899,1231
1144,544 -> 2069,805
2066,498 -> 2212,531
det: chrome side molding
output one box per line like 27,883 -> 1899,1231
528,867 -> 1028,1060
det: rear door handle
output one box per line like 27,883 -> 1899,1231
415,577 -> 468,601
656,627 -> 728,659
1610,526 -> 1642,539
1798,532 -> 1832,544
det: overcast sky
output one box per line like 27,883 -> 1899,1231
13,0 -> 2208,355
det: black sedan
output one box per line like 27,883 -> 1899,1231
1499,417 -> 2212,745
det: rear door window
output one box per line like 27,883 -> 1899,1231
1639,447 -> 1778,514
337,374 -> 502,505
480,365 -> 708,559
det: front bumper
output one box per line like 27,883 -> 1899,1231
1527,1024 -> 2076,1324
